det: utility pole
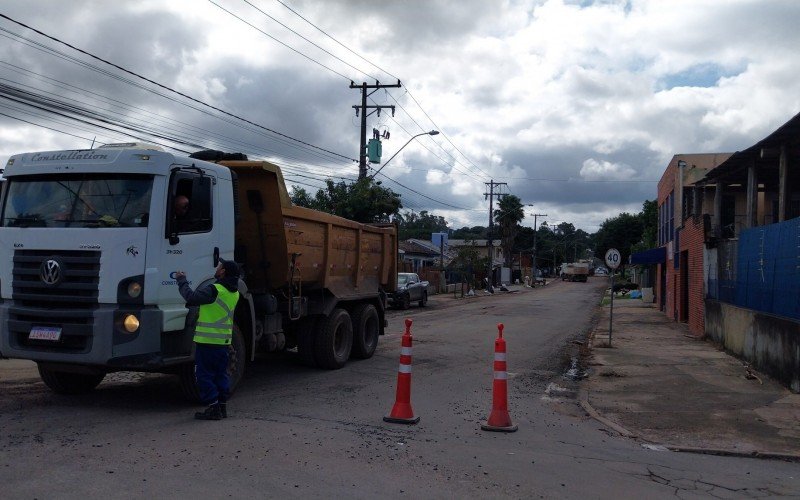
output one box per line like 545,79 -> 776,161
529,213 -> 547,280
350,80 -> 401,179
484,180 -> 507,292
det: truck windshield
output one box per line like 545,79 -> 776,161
2,174 -> 153,228
397,274 -> 409,285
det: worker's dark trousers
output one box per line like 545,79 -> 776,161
194,343 -> 230,405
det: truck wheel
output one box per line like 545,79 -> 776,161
314,308 -> 353,369
401,293 -> 411,310
295,315 -> 320,367
178,325 -> 247,402
37,364 -> 105,395
419,291 -> 428,307
351,304 -> 379,359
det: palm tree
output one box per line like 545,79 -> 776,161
494,194 -> 525,266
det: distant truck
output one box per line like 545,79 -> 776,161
389,272 -> 429,309
0,144 -> 397,399
561,262 -> 589,282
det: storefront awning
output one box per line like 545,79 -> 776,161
630,246 -> 665,265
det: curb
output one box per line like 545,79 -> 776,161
579,386 -> 800,461
662,445 -> 800,462
577,387 -> 636,438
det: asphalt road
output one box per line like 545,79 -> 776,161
1,278 -> 799,498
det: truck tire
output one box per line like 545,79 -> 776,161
351,304 -> 379,359
37,364 -> 105,395
401,293 -> 411,310
314,308 -> 353,369
419,291 -> 428,307
295,315 -> 319,367
178,324 -> 247,402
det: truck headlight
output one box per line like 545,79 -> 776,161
123,314 -> 140,333
127,281 -> 142,298
117,275 -> 144,304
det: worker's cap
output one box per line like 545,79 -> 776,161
218,258 -> 240,278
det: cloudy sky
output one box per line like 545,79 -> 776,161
1,0 -> 799,232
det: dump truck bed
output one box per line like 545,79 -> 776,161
221,161 -> 397,299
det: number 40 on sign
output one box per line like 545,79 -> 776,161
605,248 -> 621,270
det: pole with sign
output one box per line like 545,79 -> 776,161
604,248 -> 621,346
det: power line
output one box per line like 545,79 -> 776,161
404,88 -> 491,179
0,13 -> 356,162
375,171 -> 475,211
238,0 -> 377,81
260,0 -> 492,183
496,176 -> 659,183
0,110 -> 95,143
271,0 -> 400,81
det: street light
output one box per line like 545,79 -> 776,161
369,130 -> 439,179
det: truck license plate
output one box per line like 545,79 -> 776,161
29,326 -> 62,341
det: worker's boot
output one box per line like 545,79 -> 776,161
194,403 -> 222,421
218,403 -> 227,419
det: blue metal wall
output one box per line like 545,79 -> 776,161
726,218 -> 800,320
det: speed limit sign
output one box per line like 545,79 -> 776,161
605,248 -> 621,270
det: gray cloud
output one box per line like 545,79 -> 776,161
2,0 -> 800,233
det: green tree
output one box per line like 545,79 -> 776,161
290,186 -> 314,207
451,226 -> 488,239
493,194 -> 525,266
447,241 -> 489,289
290,178 -> 401,223
639,199 -> 658,249
594,212 -> 644,270
396,210 -> 449,240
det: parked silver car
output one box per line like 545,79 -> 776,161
389,273 -> 429,309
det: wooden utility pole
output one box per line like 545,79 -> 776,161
484,180 -> 508,292
530,213 -> 547,279
350,80 -> 401,179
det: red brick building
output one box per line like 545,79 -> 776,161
656,153 -> 731,336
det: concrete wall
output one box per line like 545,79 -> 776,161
706,299 -> 800,392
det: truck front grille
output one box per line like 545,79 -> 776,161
9,250 -> 100,353
12,250 -> 100,308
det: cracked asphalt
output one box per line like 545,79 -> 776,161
1,278 -> 799,498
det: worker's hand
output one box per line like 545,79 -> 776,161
175,271 -> 186,280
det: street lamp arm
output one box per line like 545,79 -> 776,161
369,130 -> 438,180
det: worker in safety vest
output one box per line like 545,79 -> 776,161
175,258 -> 240,420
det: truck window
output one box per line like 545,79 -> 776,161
1,174 -> 153,228
169,173 -> 212,234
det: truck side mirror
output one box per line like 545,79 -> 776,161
169,234 -> 180,245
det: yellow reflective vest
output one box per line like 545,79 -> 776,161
194,284 -> 240,345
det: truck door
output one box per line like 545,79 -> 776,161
157,169 -> 220,315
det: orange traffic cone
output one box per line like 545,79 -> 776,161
481,323 -> 518,432
384,318 -> 420,424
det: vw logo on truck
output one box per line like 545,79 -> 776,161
40,258 -> 63,286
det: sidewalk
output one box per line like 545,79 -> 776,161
582,299 -> 800,459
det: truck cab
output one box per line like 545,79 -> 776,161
0,144 -> 243,394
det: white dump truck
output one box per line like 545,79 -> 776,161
0,144 -> 397,399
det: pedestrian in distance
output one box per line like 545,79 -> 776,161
175,258 -> 241,420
